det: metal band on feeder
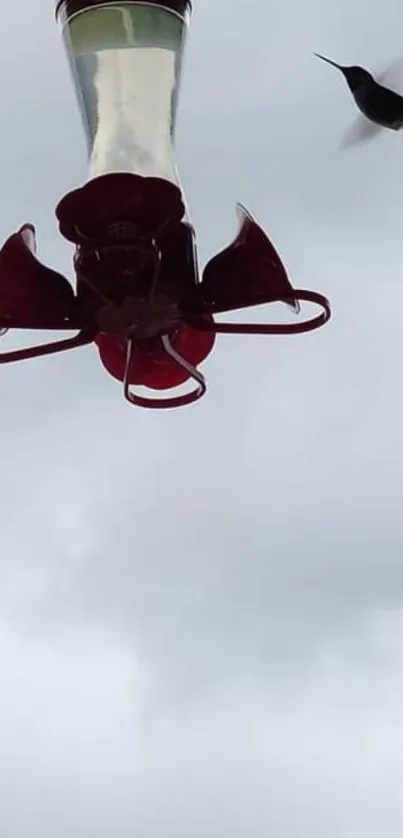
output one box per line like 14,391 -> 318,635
55,1 -> 192,21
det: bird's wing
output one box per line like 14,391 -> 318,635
339,115 -> 384,150
376,56 -> 403,93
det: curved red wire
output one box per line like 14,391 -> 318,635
0,328 -> 94,363
191,290 -> 331,335
123,335 -> 207,409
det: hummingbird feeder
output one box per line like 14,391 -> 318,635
0,0 -> 331,408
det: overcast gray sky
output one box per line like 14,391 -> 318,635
0,0 -> 403,834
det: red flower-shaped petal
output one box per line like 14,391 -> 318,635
198,205 -> 298,314
0,225 -> 78,328
56,173 -> 186,244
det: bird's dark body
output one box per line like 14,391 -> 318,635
353,82 -> 403,129
315,53 -> 403,131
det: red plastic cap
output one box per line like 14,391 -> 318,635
56,173 -> 185,244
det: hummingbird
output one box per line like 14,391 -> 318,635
315,53 -> 403,148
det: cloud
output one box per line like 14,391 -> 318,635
0,614 -> 403,836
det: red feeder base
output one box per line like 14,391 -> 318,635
95,321 -> 216,409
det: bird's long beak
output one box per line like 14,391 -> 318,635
314,53 -> 345,72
